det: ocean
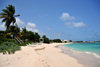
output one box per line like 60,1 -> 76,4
63,42 -> 100,58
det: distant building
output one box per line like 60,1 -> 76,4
39,38 -> 44,43
62,40 -> 72,43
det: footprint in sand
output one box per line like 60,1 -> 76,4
0,64 -> 2,67
36,50 -> 50,67
47,65 -> 50,67
7,62 -> 10,65
42,60 -> 50,67
17,57 -> 21,59
44,64 -> 50,67
40,59 -> 45,62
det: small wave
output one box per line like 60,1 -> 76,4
93,53 -> 100,58
85,52 -> 100,58
85,52 -> 92,54
63,45 -> 100,59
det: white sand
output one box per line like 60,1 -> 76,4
0,43 -> 83,67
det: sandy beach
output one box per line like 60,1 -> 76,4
0,43 -> 84,67
0,43 -> 99,67
0,1 -> 100,67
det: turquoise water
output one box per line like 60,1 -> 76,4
63,42 -> 100,57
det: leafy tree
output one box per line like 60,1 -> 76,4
34,32 -> 40,42
0,31 -> 5,44
69,40 -> 72,42
21,27 -> 35,42
0,31 -> 4,36
26,31 -> 35,41
0,5 -> 20,31
21,27 -> 27,41
21,27 -> 41,42
53,39 -> 62,43
42,35 -> 50,43
76,41 -> 83,43
8,25 -> 20,38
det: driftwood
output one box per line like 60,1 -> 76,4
35,47 -> 45,51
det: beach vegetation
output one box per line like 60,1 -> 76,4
0,5 -> 20,31
75,41 -> 83,43
0,4 -> 63,54
34,32 -> 40,42
0,42 -> 21,54
21,27 -> 40,43
7,25 -> 20,38
42,35 -> 50,43
52,39 -> 62,43
69,40 -> 72,42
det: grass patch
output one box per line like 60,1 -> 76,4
0,42 -> 21,54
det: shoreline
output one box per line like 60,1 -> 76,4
0,43 -> 99,67
58,43 -> 100,67
62,42 -> 100,58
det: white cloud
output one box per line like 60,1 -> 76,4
26,27 -> 38,32
16,18 -> 24,26
0,23 -> 5,30
60,12 -> 86,28
0,18 -> 39,32
0,19 -> 5,30
60,13 -> 75,21
65,22 -> 86,28
26,22 -> 38,32
27,22 -> 36,28
0,18 -> 24,29
33,29 -> 39,32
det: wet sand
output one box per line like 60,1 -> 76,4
57,45 -> 100,67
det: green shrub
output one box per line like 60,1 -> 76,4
42,35 -> 50,43
0,42 -> 21,54
0,37 -> 12,44
43,38 -> 50,43
52,39 -> 62,43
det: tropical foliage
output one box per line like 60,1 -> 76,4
0,42 -> 21,54
0,5 -> 63,54
7,25 -> 20,38
50,39 -> 62,43
21,27 -> 40,42
42,35 -> 50,43
0,5 -> 20,30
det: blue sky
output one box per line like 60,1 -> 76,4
0,0 -> 100,41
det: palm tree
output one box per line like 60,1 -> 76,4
8,25 -> 20,38
0,5 -> 20,31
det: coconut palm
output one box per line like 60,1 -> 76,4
8,25 -> 20,38
0,5 -> 20,31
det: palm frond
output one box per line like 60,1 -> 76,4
0,5 -> 19,30
5,19 -> 12,29
0,13 -> 7,15
2,18 -> 8,22
2,9 -> 10,15
0,15 -> 7,18
12,17 -> 16,25
6,5 -> 15,15
14,14 -> 20,17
